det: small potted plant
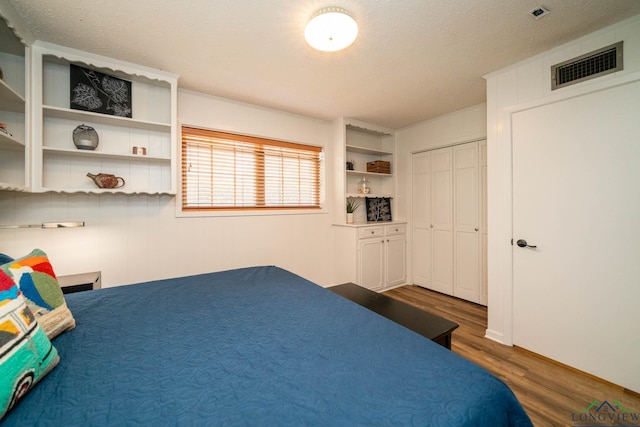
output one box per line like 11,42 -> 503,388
346,199 -> 360,224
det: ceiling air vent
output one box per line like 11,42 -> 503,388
551,41 -> 623,90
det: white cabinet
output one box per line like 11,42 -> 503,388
336,223 -> 407,291
30,41 -> 178,194
0,16 -> 28,191
411,141 -> 485,305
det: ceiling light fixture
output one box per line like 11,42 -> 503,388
305,7 -> 358,52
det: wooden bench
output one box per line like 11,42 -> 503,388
329,283 -> 459,350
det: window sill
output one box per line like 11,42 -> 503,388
176,206 -> 328,218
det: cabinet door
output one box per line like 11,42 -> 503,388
358,238 -> 384,291
411,151 -> 431,287
430,147 -> 453,295
453,142 -> 480,303
385,234 -> 406,288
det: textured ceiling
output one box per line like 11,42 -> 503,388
4,0 -> 640,129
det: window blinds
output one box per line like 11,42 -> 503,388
182,127 -> 322,210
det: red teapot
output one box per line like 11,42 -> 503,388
87,173 -> 125,189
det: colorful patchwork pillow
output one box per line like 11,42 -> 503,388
0,254 -> 12,264
0,269 -> 59,420
0,249 -> 76,339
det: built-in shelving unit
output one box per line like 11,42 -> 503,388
332,118 -> 405,288
30,41 -> 178,195
0,14 -> 28,191
345,125 -> 394,199
333,118 -> 396,224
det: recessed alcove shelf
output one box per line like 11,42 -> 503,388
341,120 -> 395,224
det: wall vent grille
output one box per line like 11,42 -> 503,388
551,41 -> 623,90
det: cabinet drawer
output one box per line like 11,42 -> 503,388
359,227 -> 384,239
385,224 -> 406,235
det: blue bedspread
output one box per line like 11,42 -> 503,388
3,266 -> 532,426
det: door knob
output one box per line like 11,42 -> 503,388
516,239 -> 537,248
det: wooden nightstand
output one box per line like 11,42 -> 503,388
58,271 -> 101,294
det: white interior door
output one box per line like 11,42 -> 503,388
512,80 -> 640,392
453,142 -> 479,303
412,152 -> 432,287
480,141 -> 488,305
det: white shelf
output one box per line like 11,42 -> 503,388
0,181 -> 26,191
346,170 -> 393,178
347,193 -> 394,198
43,105 -> 170,132
38,187 -> 176,196
0,78 -> 25,112
0,131 -> 25,150
346,144 -> 393,156
43,146 -> 170,162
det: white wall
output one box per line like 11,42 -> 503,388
395,103 -> 486,283
484,14 -> 640,346
0,90 -> 337,287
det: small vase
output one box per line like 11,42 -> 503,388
346,213 -> 354,224
73,124 -> 99,150
358,176 -> 371,194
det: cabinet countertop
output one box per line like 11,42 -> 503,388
333,221 -> 406,228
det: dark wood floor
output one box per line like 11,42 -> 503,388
384,285 -> 640,427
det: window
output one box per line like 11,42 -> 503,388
181,126 -> 322,211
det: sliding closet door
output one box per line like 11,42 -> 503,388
453,142 -> 479,303
429,147 -> 454,295
411,147 -> 454,295
412,141 -> 486,305
411,151 -> 432,287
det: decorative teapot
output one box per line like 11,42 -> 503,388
87,173 -> 125,189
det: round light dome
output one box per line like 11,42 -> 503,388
305,7 -> 358,52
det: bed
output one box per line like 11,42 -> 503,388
3,265 -> 532,425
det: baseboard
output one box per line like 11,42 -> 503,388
484,329 -> 509,345
514,346 -> 640,396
